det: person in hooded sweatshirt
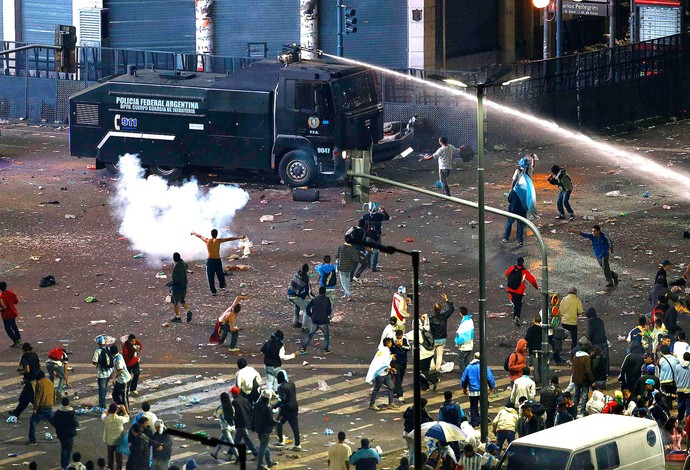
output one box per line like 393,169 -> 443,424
52,396 -> 79,469
150,419 -> 173,470
507,339 -> 528,386
676,351 -> 690,422
230,386 -> 259,457
586,307 -> 609,376
585,389 -> 607,415
492,401 -> 519,451
253,390 -> 277,470
274,370 -> 301,450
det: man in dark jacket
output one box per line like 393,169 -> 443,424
299,286 -> 333,354
126,423 -> 150,470
52,396 -> 79,469
403,398 -> 433,464
571,337 -> 596,416
275,370 -> 301,451
586,308 -> 608,374
517,404 -> 544,437
429,294 -> 454,372
502,188 -> 527,246
230,387 -> 258,457
656,259 -> 673,288
287,264 -> 312,329
525,315 -> 543,383
253,391 -> 277,470
540,376 -> 561,428
260,330 -> 296,393
649,281 -> 678,313
361,202 -> 389,272
664,302 -> 680,339
634,365 -> 660,397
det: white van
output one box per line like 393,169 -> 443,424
497,414 -> 665,469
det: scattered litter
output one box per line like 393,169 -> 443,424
85,296 -> 98,303
605,191 -> 621,197
642,191 -> 650,198
44,431 -> 53,440
324,428 -> 334,435
487,312 -> 508,318
133,253 -> 145,259
663,205 -> 672,210
619,212 -> 628,217
65,214 -> 77,219
261,240 -> 274,245
343,372 -> 353,377
439,362 -> 455,374
6,416 -> 17,423
317,380 -> 331,392
405,237 -> 414,243
303,253 -> 316,258
583,215 -> 595,220
30,256 -> 40,261
155,272 -> 167,279
260,215 -> 274,222
89,320 -> 106,325
40,200 -> 59,205
108,300 -> 119,305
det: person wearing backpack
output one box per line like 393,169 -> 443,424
438,390 -> 465,427
506,339 -> 529,386
315,255 -> 338,309
574,224 -> 619,288
547,165 -> 575,220
46,346 -> 70,397
52,396 -> 79,469
461,352 -> 496,427
505,257 -> 539,327
361,202 -> 389,272
92,336 -> 114,411
0,281 -> 22,348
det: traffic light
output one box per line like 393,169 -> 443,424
345,9 -> 357,34
549,293 -> 560,328
55,25 -> 77,73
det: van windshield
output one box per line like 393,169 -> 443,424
331,72 -> 377,113
498,445 -> 570,470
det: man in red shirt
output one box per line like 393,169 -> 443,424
505,257 -> 539,327
0,281 -> 22,348
122,334 -> 142,396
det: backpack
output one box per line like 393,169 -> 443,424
441,402 -> 460,426
48,347 -> 64,361
506,266 -> 524,290
421,330 -> 434,351
39,275 -> 56,288
323,269 -> 337,288
503,352 -> 517,372
98,347 -> 113,370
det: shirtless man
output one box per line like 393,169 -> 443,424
218,295 -> 250,352
191,229 -> 245,295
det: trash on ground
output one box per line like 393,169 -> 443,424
260,215 -> 274,222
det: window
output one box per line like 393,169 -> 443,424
294,82 -> 313,111
595,442 -> 620,469
498,445 -> 570,470
570,450 -> 593,470
332,72 -> 377,113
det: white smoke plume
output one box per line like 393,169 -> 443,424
112,154 -> 250,265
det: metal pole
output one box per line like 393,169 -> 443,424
609,0 -> 616,48
543,7 -> 550,60
412,251 -> 422,470
336,0 -> 343,57
346,172 -> 552,414
476,84 -> 489,442
556,0 -> 563,58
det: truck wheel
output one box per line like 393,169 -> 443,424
278,151 -> 316,187
105,161 -> 120,175
148,165 -> 184,181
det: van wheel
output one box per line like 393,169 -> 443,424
105,161 -> 120,175
278,151 -> 316,187
148,165 -> 184,181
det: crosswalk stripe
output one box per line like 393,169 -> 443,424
0,373 -> 94,392
0,451 -> 45,466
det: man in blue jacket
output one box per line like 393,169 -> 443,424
575,225 -> 618,287
349,438 -> 380,470
461,352 -> 495,427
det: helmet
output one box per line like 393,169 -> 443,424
397,286 -> 407,296
368,202 -> 380,214
518,156 -> 530,169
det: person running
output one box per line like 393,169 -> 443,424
275,370 -> 301,450
361,202 -> 389,272
230,386 -> 259,458
191,229 -> 246,296
327,431 -> 352,470
0,281 -> 22,347
366,338 -> 398,411
52,396 -> 79,469
336,234 -> 360,301
300,286 -> 333,355
548,165 -> 575,220
287,264 -> 312,329
235,357 -> 262,402
502,187 -> 527,246
10,342 -> 41,420
260,330 -> 297,392
169,252 -> 193,322
429,294 -> 455,372
27,370 -> 54,445
315,255 -> 338,309
505,257 -> 539,327
110,344 -> 132,413
573,225 -> 619,287
210,392 -> 239,462
122,334 -> 142,396
212,295 -> 251,351
420,136 -> 465,196
92,336 -> 113,412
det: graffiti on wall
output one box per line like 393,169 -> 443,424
195,0 -> 214,71
300,0 -> 318,60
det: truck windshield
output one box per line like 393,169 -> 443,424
332,72 -> 376,113
498,445 -> 570,470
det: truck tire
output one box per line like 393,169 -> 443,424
148,165 -> 184,181
278,151 -> 317,187
105,162 -> 120,175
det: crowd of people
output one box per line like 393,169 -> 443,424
1,148 -> 690,470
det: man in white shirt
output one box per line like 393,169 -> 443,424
235,357 -> 262,401
674,331 -> 689,360
379,316 -> 398,348
420,137 -> 464,196
109,344 -> 132,413
510,366 -> 536,404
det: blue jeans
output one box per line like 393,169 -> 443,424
302,323 -> 330,351
257,432 -> 273,468
47,361 -> 67,395
557,190 -> 573,216
678,392 -> 690,422
234,427 -> 258,455
339,271 -> 352,297
288,295 -> 310,328
503,217 -> 524,243
366,237 -> 380,270
573,383 -> 589,415
59,436 -> 74,469
215,428 -> 238,457
496,430 -> 515,451
97,377 -> 109,409
29,408 -> 53,442
264,365 -> 284,392
369,374 -> 394,406
469,396 -> 480,427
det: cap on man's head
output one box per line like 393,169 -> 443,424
647,365 -> 656,374
578,336 -> 590,347
645,378 -> 656,386
230,386 -> 240,396
661,259 -> 673,267
614,390 -> 623,399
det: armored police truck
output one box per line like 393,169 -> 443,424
68,55 -> 413,186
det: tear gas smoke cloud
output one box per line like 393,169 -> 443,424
112,154 -> 250,265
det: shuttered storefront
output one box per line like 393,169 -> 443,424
318,0 -> 408,69
215,0 -> 299,58
21,0 -> 73,44
105,0 -> 194,52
